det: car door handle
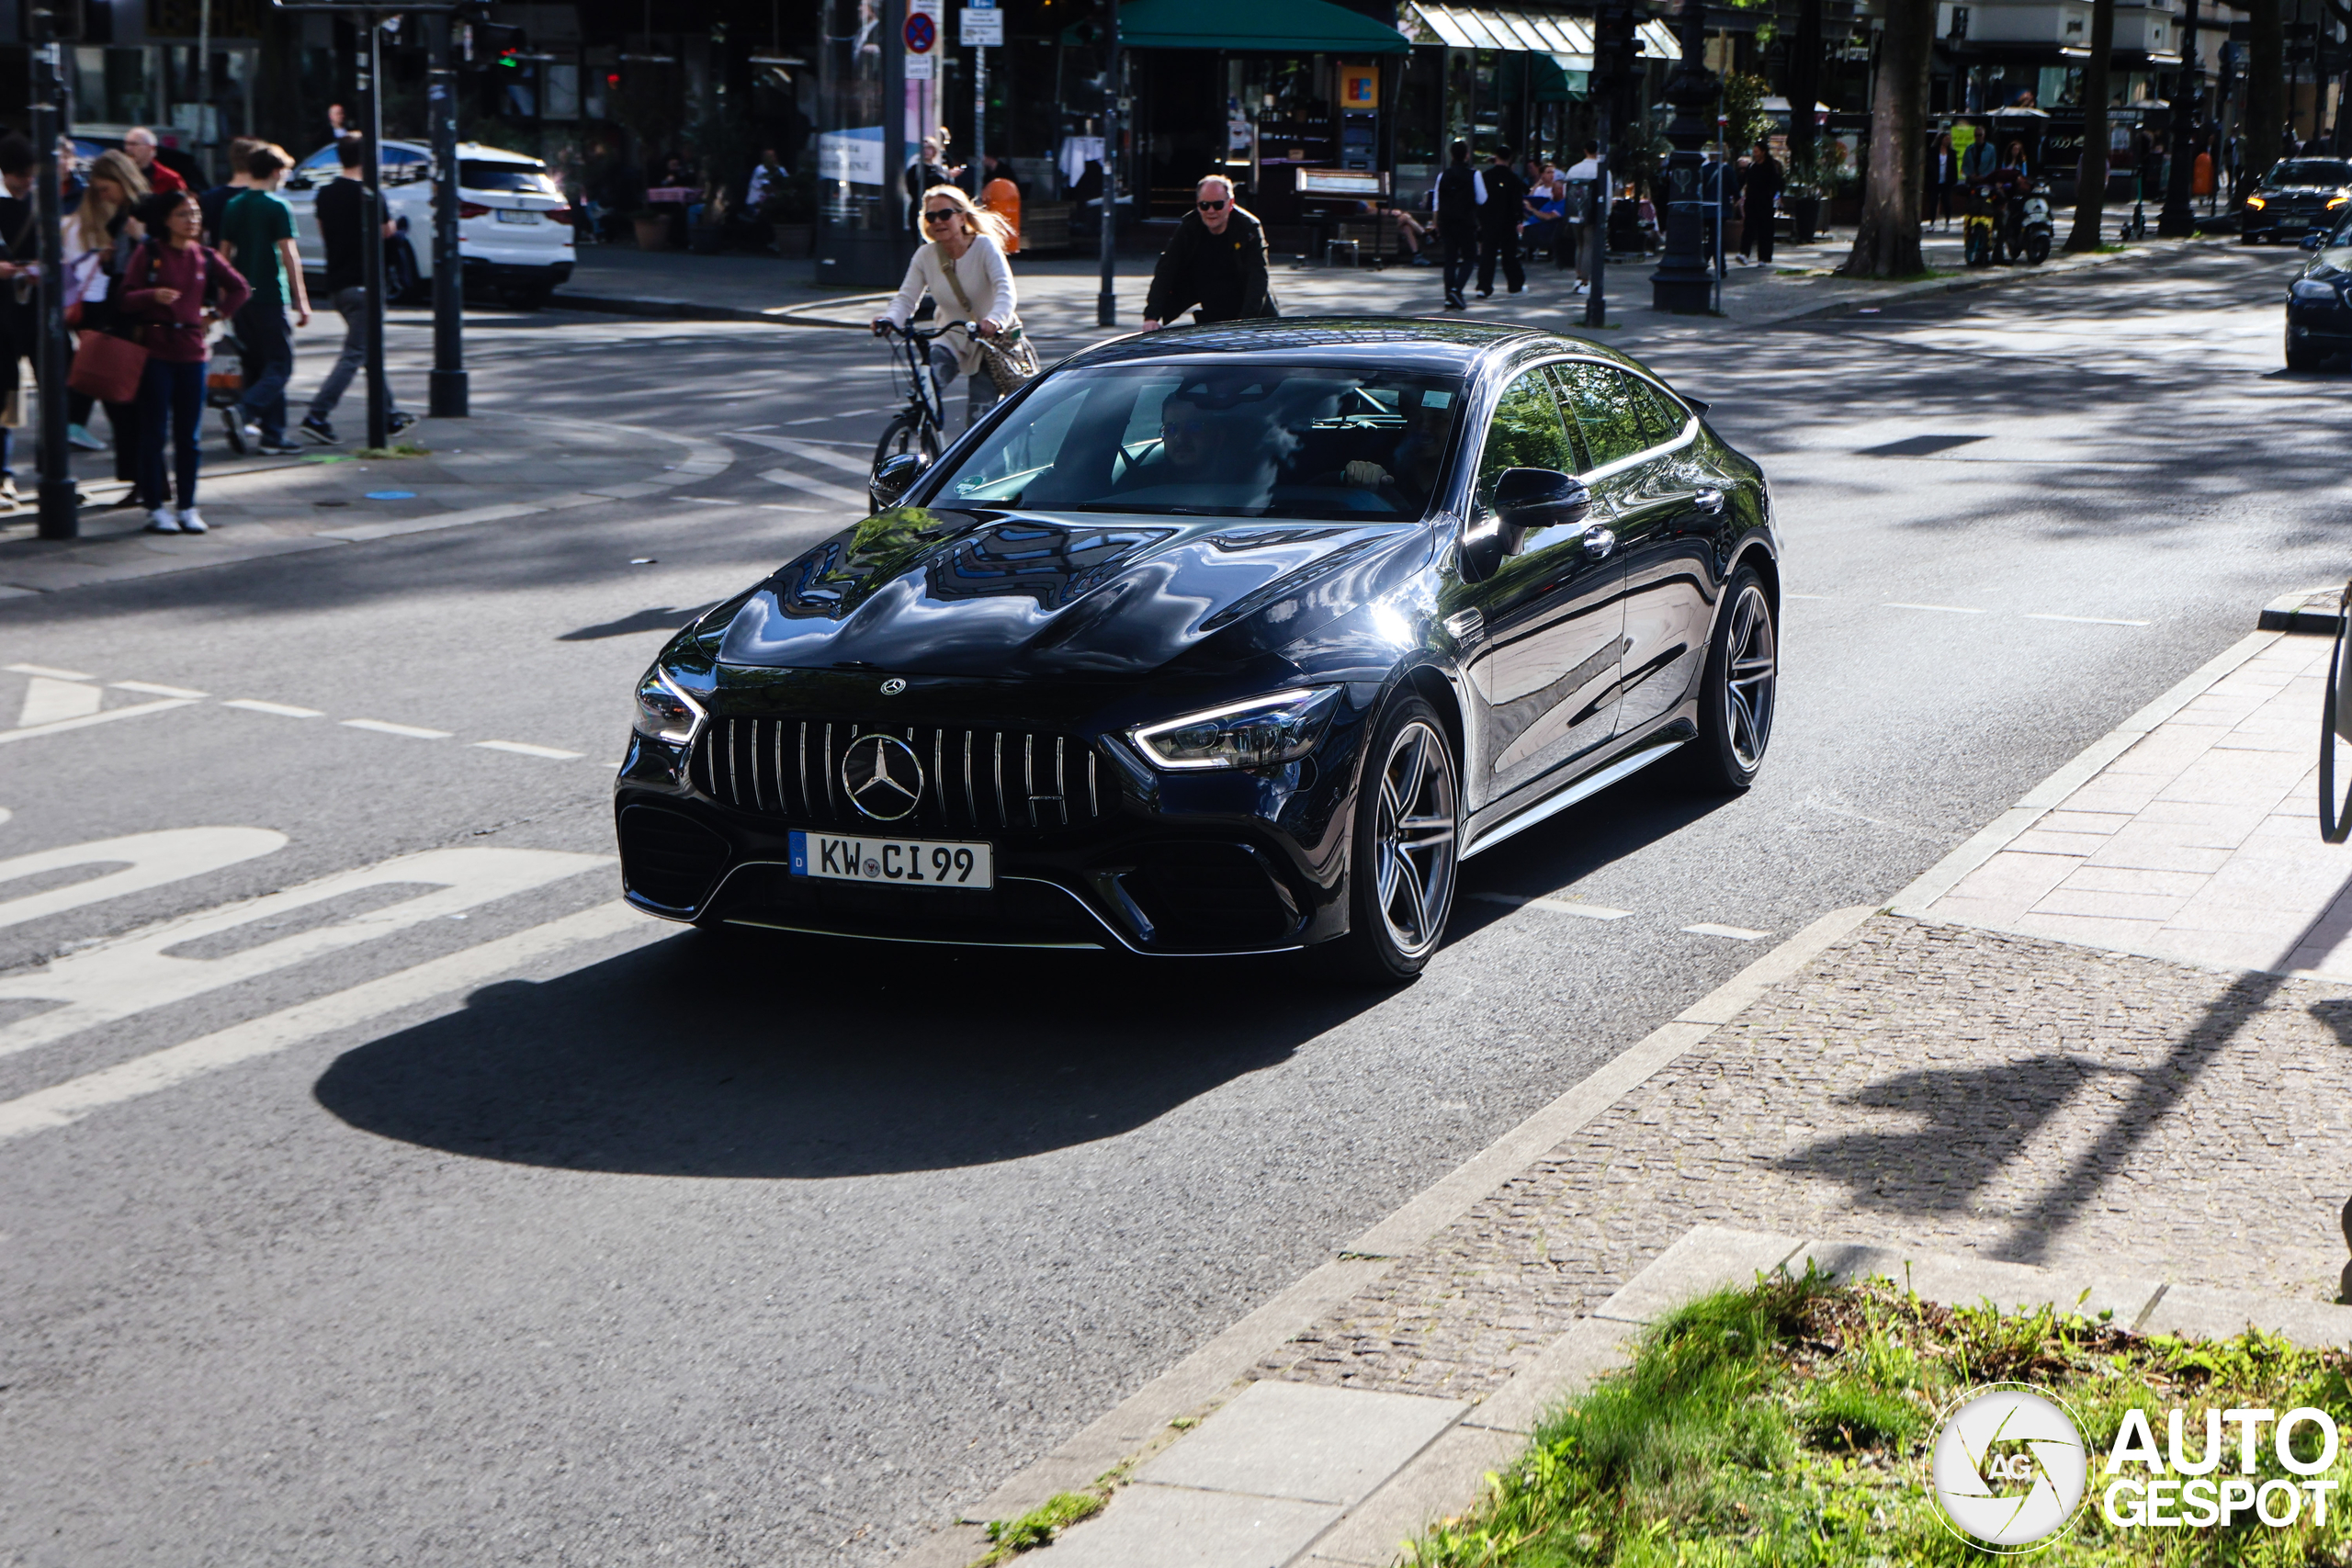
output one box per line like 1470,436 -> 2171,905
1581,526 -> 1616,560
1692,488 -> 1725,516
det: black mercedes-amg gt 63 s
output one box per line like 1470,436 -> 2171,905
616,319 -> 1779,981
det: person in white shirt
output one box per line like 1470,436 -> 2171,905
872,184 -> 1019,430
1562,141 -> 1602,291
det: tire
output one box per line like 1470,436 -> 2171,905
2288,330 -> 2326,371
872,412 -> 941,475
1325,694 -> 1460,986
1679,567 -> 1778,793
2025,231 -> 2051,265
1964,228 -> 1989,267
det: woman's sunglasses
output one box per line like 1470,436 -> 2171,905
1197,198 -> 1227,211
923,209 -> 960,224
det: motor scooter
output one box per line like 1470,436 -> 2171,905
2018,178 -> 2053,265
1963,181 -> 2000,267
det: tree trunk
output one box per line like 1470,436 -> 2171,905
1787,0 -> 1824,183
1838,0 -> 1934,276
2064,0 -> 2117,250
2245,0 -> 2285,186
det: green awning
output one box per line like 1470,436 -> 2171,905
1096,0 -> 1413,53
1530,51 -> 1588,101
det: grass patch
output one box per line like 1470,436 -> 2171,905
353,443 -> 432,459
971,1460 -> 1135,1565
1404,1267 -> 2352,1566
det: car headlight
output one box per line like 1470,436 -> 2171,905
2291,278 -> 2341,302
1130,687 -> 1342,771
632,666 -> 707,746
2249,195 -> 2267,209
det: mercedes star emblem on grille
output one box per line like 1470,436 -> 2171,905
842,733 -> 924,820
879,678 -> 908,695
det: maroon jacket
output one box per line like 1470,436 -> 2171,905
120,240 -> 250,363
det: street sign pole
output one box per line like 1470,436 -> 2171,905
29,6 -> 74,538
356,9 -> 390,449
426,7 -> 467,415
1097,0 -> 1117,326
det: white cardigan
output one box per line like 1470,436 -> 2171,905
882,234 -> 1018,376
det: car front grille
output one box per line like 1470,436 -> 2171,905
691,717 -> 1110,834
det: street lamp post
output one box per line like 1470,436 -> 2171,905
1097,0 -> 1119,328
1586,1 -> 1638,329
427,8 -> 468,416
1650,0 -> 1720,313
2158,0 -> 2204,235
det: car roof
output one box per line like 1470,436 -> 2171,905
308,140 -> 541,165
1059,317 -> 1645,378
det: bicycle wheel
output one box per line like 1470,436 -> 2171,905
871,412 -> 942,475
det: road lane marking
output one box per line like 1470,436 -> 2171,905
18,676 -> 101,728
758,466 -> 868,508
1683,923 -> 1771,940
0,697 -> 201,744
1883,602 -> 1985,615
1471,892 -> 1632,919
0,900 -> 652,1145
0,828 -> 288,934
472,739 -> 582,760
730,434 -> 875,474
2023,612 -> 2153,627
4,662 -> 93,680
0,847 -> 609,1062
111,681 -> 209,698
222,699 -> 323,718
342,718 -> 454,739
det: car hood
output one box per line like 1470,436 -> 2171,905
715,506 -> 1430,680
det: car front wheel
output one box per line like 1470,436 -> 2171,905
1328,694 -> 1458,984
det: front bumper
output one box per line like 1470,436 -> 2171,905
2288,299 -> 2352,351
611,686 -> 1375,956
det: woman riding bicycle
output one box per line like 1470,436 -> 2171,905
871,184 -> 1019,432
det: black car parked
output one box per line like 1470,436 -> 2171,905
616,320 -> 1780,980
2287,220 -> 2352,368
2244,158 -> 2352,244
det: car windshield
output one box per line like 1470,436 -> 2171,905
2268,160 -> 2352,187
932,363 -> 1466,520
461,161 -> 559,195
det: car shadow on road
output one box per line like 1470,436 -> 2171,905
313,929 -> 1361,1179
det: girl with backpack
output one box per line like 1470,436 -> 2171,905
119,189 -> 248,533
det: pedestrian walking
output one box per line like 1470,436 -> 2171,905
1928,131 -> 1959,231
196,137 -> 262,245
1141,175 -> 1273,329
870,184 -> 1019,431
904,136 -> 954,232
121,127 -> 187,195
1738,140 -> 1781,265
1435,140 -> 1479,310
1475,142 -> 1526,298
62,150 -> 149,478
0,135 -> 39,510
1563,141 -> 1601,292
120,189 -> 251,534
218,144 -> 310,456
300,136 -> 413,446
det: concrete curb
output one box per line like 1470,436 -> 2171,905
1884,627 -> 2283,919
550,288 -> 889,328
2259,584 -> 2347,636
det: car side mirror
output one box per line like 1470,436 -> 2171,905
2301,230 -> 2327,250
869,451 -> 930,511
286,175 -> 313,192
1461,468 -> 1591,580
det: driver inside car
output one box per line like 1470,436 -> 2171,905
1336,389 -> 1458,501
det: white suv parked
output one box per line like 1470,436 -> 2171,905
282,140 -> 576,309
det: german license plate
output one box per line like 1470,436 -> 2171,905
495,208 -> 539,224
789,830 -> 994,889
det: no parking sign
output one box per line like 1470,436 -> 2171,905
904,0 -> 940,79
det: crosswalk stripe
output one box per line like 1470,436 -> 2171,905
0,696 -> 200,744
758,466 -> 870,509
0,901 -> 654,1145
731,432 -> 876,476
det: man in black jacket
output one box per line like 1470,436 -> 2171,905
0,135 -> 40,507
1142,176 -> 1272,328
1476,142 -> 1526,298
1434,140 -> 1478,310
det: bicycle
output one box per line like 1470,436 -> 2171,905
871,320 -> 960,477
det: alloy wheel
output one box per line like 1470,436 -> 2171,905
1373,719 -> 1458,959
1724,582 -> 1777,772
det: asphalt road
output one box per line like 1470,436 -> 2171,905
1,243 -> 2342,1567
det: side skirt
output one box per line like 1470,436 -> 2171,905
1459,739 -> 1688,860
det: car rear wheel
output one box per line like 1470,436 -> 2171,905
1679,567 -> 1777,793
1327,694 -> 1458,985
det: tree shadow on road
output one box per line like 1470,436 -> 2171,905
313,928 -> 1363,1179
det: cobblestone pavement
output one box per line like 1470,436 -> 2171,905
1258,914 -> 2352,1403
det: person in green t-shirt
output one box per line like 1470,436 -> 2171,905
219,144 -> 311,454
